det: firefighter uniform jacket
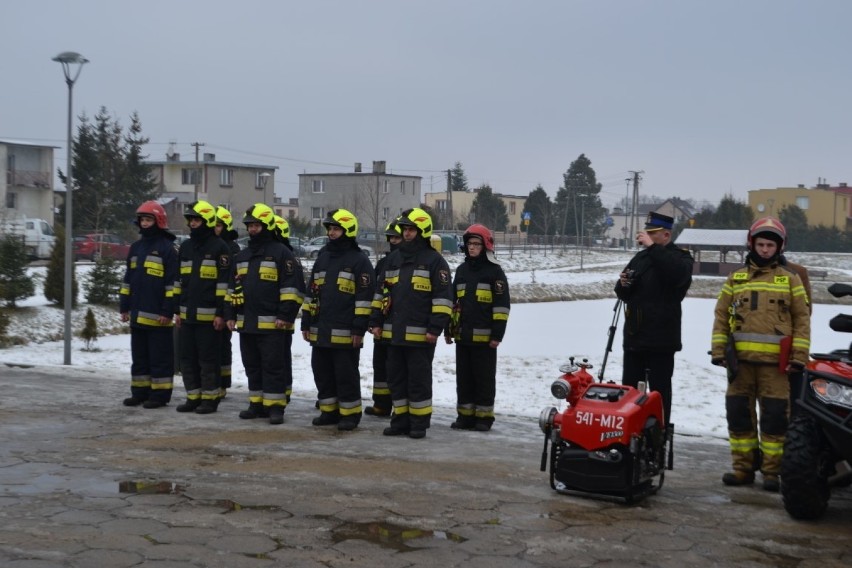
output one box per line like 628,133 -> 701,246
120,233 -> 179,328
711,260 -> 811,368
225,235 -> 304,333
615,241 -> 693,352
371,241 -> 453,346
174,233 -> 232,323
448,256 -> 511,344
301,242 -> 375,347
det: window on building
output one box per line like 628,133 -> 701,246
219,168 -> 234,187
311,179 -> 324,193
510,202 -> 516,214
382,207 -> 390,221
383,180 -> 389,194
5,192 -> 16,209
796,196 -> 810,210
400,180 -> 406,194
311,207 -> 325,220
255,172 -> 270,189
181,168 -> 201,185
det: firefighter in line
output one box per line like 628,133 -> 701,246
301,209 -> 375,431
615,211 -> 693,427
214,205 -> 240,399
369,208 -> 453,439
173,200 -> 232,414
120,201 -> 180,409
364,219 -> 403,418
444,223 -> 510,432
225,203 -> 304,425
273,214 -> 307,403
711,217 -> 811,491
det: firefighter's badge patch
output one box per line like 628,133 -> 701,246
218,254 -> 230,269
285,260 -> 295,274
359,273 -> 371,288
495,280 -> 505,294
439,270 -> 450,285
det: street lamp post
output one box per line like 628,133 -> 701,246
53,51 -> 88,366
259,172 -> 271,205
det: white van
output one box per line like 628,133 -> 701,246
0,218 -> 56,260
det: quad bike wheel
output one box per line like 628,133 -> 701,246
781,415 -> 830,520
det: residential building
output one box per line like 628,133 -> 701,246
273,197 -> 299,221
298,161 -> 421,232
423,188 -> 526,233
0,139 -> 57,223
145,150 -> 277,232
748,183 -> 849,230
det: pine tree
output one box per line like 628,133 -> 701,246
58,107 -> 156,236
0,308 -> 9,346
80,307 -> 99,351
0,234 -> 35,307
450,162 -> 468,192
522,185 -> 554,235
84,256 -> 123,305
43,224 -> 78,307
470,184 -> 509,231
554,154 -> 605,242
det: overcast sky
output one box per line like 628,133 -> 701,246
3,0 -> 851,209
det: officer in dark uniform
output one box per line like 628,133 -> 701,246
615,211 -> 694,426
370,208 -> 453,439
225,203 -> 304,425
120,201 -> 179,409
301,209 -> 375,431
173,200 -> 232,414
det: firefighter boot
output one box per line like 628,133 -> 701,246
474,419 -> 493,432
762,474 -> 780,492
239,402 -> 266,420
364,406 -> 391,418
337,414 -> 361,431
722,471 -> 755,486
194,400 -> 218,415
268,407 -> 285,425
176,400 -> 201,413
312,411 -> 340,426
123,396 -> 145,407
450,416 -> 476,430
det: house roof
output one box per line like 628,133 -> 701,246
0,138 -> 60,149
675,229 -> 748,248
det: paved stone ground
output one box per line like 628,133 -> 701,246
0,365 -> 850,567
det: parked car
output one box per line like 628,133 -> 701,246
304,236 -> 375,259
73,233 -> 131,261
234,235 -> 306,257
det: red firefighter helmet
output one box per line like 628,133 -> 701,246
136,200 -> 169,229
463,223 -> 495,252
747,217 -> 786,252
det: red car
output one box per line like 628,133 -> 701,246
73,233 -> 132,261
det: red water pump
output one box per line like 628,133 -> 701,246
538,301 -> 673,503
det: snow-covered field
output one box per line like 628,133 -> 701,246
3,248 -> 852,442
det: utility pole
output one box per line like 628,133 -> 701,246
628,170 -> 643,245
446,169 -> 454,231
192,142 -> 205,202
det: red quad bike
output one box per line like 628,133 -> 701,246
538,300 -> 674,503
781,282 -> 852,520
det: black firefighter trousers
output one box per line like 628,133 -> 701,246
387,344 -> 435,432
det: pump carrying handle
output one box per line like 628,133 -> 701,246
598,299 -> 622,382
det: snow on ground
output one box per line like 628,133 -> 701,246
3,249 -> 852,443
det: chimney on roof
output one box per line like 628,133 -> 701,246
203,153 -> 215,162
354,162 -> 362,173
841,182 -> 848,188
372,160 -> 386,174
798,184 -> 805,188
